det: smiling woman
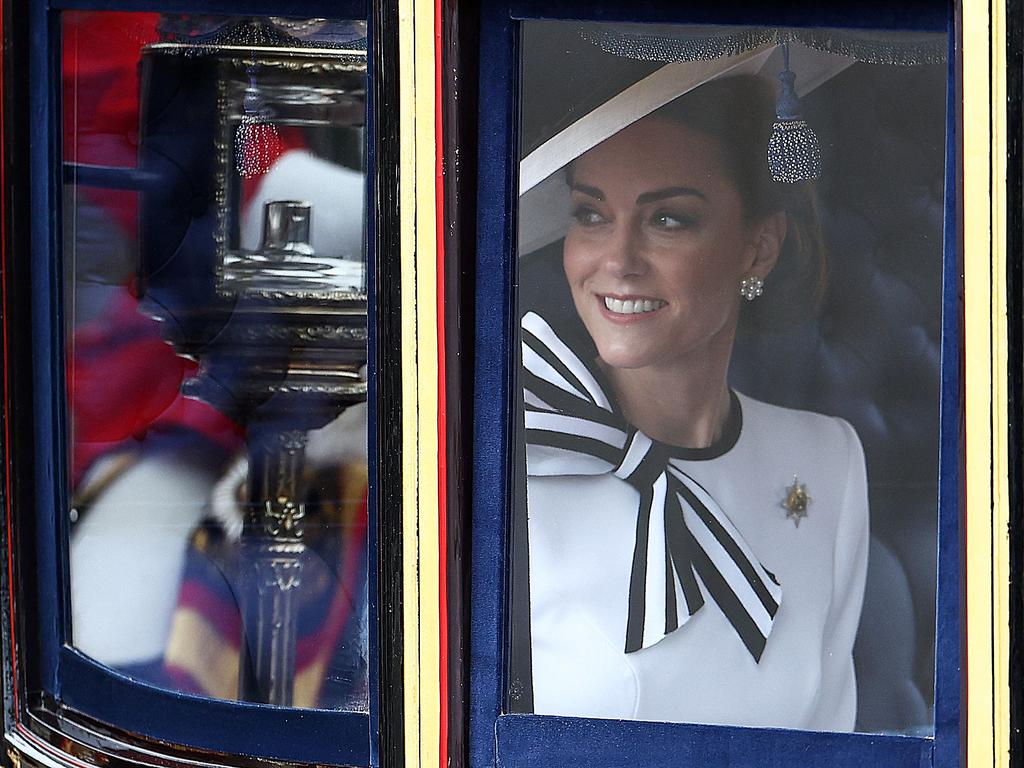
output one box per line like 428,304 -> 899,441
519,74 -> 867,731
511,21 -> 946,736
562,96 -> 792,448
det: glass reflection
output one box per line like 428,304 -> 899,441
63,11 -> 369,710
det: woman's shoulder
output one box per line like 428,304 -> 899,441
731,391 -> 869,563
733,391 -> 868,499
736,391 -> 862,452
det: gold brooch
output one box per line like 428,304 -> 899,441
782,476 -> 811,528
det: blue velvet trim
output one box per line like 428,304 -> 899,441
60,649 -> 370,765
468,2 -> 519,766
31,0 -> 66,697
495,715 -> 933,768
931,17 -> 963,768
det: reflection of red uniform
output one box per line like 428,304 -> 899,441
63,11 -> 159,233
62,11 -> 305,229
69,291 -> 242,485
61,12 -> 246,483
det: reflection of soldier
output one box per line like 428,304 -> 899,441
67,46 -> 368,704
69,295 -> 369,706
69,290 -> 242,671
63,10 -> 246,673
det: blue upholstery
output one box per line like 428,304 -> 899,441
731,61 -> 947,732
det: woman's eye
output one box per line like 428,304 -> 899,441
650,211 -> 695,230
571,206 -> 606,226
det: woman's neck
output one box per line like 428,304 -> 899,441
602,347 -> 734,450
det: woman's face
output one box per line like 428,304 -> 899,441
563,117 -> 778,374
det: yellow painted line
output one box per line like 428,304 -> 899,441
989,0 -> 1010,764
963,0 -> 1008,765
397,0 -> 422,764
413,0 -> 442,763
398,1 -> 442,765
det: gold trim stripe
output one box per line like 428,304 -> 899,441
964,0 -> 1009,764
399,1 -> 442,766
988,0 -> 1010,762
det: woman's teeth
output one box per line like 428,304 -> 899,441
603,296 -> 666,315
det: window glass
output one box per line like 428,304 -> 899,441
63,11 -> 370,711
512,20 -> 946,735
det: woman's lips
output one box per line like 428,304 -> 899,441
600,294 -> 667,316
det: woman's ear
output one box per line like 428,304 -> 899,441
749,211 -> 787,279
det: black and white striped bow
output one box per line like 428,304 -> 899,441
522,311 -> 782,661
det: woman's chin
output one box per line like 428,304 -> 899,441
595,346 -> 661,372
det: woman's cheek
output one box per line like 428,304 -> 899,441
563,243 -> 598,283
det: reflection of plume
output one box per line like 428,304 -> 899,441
211,453 -> 248,541
235,64 -> 284,179
305,399 -> 368,467
235,116 -> 284,179
241,149 -> 366,261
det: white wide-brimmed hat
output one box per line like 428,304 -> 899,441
517,24 -> 945,256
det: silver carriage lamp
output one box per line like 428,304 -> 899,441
134,17 -> 368,706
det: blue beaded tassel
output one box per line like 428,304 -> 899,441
767,43 -> 821,183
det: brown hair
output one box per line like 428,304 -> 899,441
650,75 -> 827,329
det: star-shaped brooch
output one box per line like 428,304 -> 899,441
782,475 -> 811,528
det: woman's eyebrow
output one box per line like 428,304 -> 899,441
569,182 -> 604,201
636,186 -> 707,204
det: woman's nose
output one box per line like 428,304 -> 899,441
602,223 -> 647,277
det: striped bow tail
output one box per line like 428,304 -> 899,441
521,311 -> 782,661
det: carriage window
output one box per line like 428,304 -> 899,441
63,11 -> 370,710
511,20 -> 947,735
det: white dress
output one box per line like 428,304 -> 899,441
527,392 -> 869,731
